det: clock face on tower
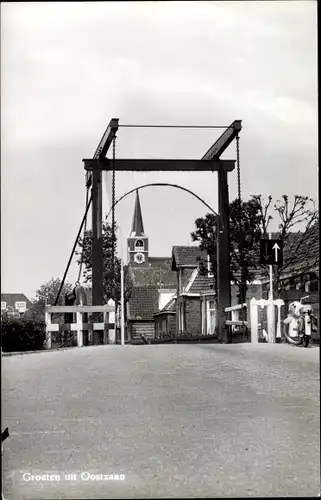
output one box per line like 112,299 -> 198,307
134,252 -> 145,264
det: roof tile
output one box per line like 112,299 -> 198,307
189,275 -> 214,293
130,259 -> 176,288
128,285 -> 159,320
172,246 -> 207,269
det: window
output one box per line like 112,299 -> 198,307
295,279 -> 304,291
135,239 -> 144,251
283,279 -> 291,291
207,299 -> 216,335
310,279 -> 319,293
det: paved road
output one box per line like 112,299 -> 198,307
2,344 -> 320,499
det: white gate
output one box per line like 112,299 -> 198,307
45,304 -> 115,348
249,298 -> 284,344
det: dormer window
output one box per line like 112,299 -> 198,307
207,254 -> 214,278
135,239 -> 144,251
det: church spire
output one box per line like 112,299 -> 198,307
130,190 -> 145,237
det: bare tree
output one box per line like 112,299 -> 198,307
254,195 -> 319,297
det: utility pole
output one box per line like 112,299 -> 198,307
119,227 -> 125,346
120,254 -> 125,346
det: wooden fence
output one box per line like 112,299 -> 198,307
45,305 -> 115,348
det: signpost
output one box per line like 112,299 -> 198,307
260,236 -> 283,343
260,239 -> 283,266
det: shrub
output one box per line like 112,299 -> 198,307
1,316 -> 46,352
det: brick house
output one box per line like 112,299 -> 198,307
1,293 -> 32,317
127,285 -> 160,341
171,246 -> 213,335
171,246 -> 263,337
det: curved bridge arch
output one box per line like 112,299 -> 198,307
105,182 -> 217,221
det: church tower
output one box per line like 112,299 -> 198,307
128,190 -> 149,267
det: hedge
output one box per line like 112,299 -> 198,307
1,317 -> 46,352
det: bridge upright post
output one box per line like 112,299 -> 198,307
217,166 -> 232,343
92,166 -> 104,344
45,310 -> 52,349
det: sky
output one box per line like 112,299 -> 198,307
1,1 -> 318,300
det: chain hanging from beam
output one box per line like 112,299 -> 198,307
112,136 -> 116,279
236,133 -> 245,306
77,181 -> 90,283
236,134 -> 241,203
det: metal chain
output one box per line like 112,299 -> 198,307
236,134 -> 241,203
77,182 -> 90,283
236,134 -> 245,305
112,136 -> 116,278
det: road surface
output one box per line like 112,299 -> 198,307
2,343 -> 320,498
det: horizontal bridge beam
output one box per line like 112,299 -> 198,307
83,158 -> 236,172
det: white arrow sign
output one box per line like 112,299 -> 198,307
272,243 -> 280,262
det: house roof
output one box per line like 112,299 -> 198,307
128,285 -> 159,320
161,296 -> 176,312
189,274 -> 214,293
1,293 -> 32,310
171,246 -> 207,270
129,258 -> 176,288
154,296 -> 176,317
148,257 -> 174,269
283,223 -> 319,272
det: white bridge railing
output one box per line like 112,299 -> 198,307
45,305 -> 115,348
249,298 -> 284,344
225,300 -> 287,344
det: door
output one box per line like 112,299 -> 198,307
207,299 -> 216,335
178,301 -> 184,333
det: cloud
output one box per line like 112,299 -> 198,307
1,1 -> 317,297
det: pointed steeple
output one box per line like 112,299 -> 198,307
130,190 -> 145,237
